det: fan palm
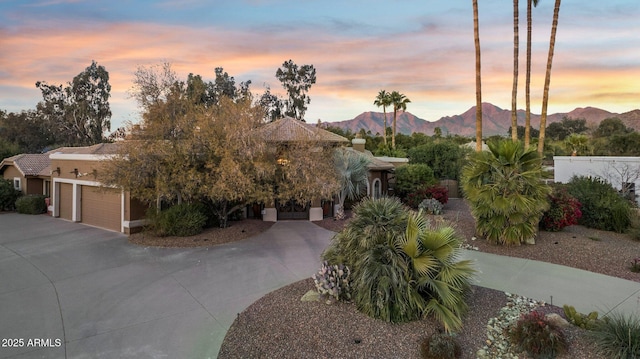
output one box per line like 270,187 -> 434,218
323,197 -> 474,332
389,91 -> 411,150
538,0 -> 562,155
461,140 -> 551,245
333,148 -> 371,214
524,0 -> 540,149
472,0 -> 483,152
373,90 -> 392,146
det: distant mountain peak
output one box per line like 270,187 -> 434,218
324,104 -> 637,137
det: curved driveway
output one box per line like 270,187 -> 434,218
0,213 -> 332,358
2,213 -> 639,358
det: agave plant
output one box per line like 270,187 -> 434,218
461,140 -> 550,245
322,197 -> 475,332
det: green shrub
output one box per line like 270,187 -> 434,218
540,185 -> 582,232
0,179 -> 21,211
145,203 -> 207,237
508,310 -> 567,359
420,332 -> 462,359
408,142 -> 469,180
322,197 -> 475,332
15,195 -> 47,214
590,312 -> 640,359
567,176 -> 631,233
627,210 -> 640,241
394,164 -> 437,199
461,140 -> 550,245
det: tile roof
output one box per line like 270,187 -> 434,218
343,147 -> 395,171
1,154 -> 51,176
259,117 -> 349,143
50,143 -> 122,155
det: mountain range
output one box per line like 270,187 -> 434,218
322,103 -> 640,137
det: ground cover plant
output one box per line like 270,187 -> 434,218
322,197 -> 475,332
145,203 -> 207,237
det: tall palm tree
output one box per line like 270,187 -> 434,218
538,0 -> 562,155
473,0 -> 483,152
511,0 -> 520,142
373,90 -> 392,145
390,91 -> 411,150
524,0 -> 540,149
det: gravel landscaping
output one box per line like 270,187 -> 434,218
217,198 -> 639,358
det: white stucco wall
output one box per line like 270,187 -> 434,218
554,156 -> 640,204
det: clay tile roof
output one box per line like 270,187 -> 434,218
259,117 -> 349,143
9,154 -> 51,176
51,142 -> 122,155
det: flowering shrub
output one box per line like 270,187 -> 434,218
406,185 -> 449,209
540,187 -> 582,232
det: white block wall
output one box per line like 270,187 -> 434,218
553,156 -> 640,204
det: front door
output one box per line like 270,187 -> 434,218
277,199 -> 309,220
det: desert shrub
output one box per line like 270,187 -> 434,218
313,261 -> 351,303
540,185 -> 582,232
629,258 -> 640,273
15,195 -> 47,214
420,332 -> 462,359
408,141 -> 468,180
322,197 -> 474,332
461,140 -> 550,245
145,203 -> 207,237
405,185 -> 449,208
419,198 -> 444,215
627,210 -> 640,241
0,179 -> 21,211
590,312 -> 640,359
508,310 -> 567,359
394,164 -> 437,199
567,176 -> 631,233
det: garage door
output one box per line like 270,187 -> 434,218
59,183 -> 73,221
81,186 -> 121,232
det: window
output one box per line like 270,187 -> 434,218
372,178 -> 382,199
13,177 -> 21,191
44,180 -> 51,197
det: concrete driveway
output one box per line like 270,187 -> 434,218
0,213 -> 333,359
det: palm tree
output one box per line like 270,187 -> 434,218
511,0 -> 520,142
373,90 -> 392,145
389,91 -> 411,150
524,0 -> 540,149
538,0 -> 562,155
333,148 -> 371,217
473,0 -> 483,152
461,140 -> 551,245
322,197 -> 474,332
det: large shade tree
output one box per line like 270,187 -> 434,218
275,60 -> 317,121
35,60 -> 112,146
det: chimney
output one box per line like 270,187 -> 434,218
352,134 -> 366,152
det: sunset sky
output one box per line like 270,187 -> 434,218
0,0 -> 638,131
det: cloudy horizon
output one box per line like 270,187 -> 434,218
1,0 -> 638,130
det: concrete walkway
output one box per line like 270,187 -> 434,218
1,213 -> 639,358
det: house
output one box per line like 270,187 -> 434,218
48,143 -> 147,233
554,156 -> 640,205
0,153 -> 52,196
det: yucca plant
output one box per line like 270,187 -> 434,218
323,197 -> 475,332
590,311 -> 640,359
461,140 -> 551,245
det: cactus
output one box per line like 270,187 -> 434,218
419,198 -> 444,215
313,261 -> 351,303
563,305 -> 601,330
